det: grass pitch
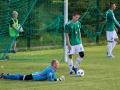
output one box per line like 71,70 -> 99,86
0,45 -> 120,90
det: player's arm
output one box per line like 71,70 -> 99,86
79,32 -> 82,43
109,12 -> 120,28
115,26 -> 118,32
65,24 -> 71,50
47,71 -> 65,81
10,20 -> 18,31
47,70 -> 56,81
12,24 -> 18,31
79,22 -> 82,43
65,34 -> 71,49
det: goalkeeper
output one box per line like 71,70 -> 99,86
0,59 -> 65,81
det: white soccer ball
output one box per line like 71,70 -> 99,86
77,69 -> 84,77
17,25 -> 23,32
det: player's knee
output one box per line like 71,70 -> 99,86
69,55 -> 73,59
79,52 -> 84,58
114,38 -> 119,42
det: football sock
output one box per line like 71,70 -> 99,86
3,74 -> 23,80
20,74 -> 33,80
107,42 -> 112,56
68,58 -> 73,72
112,41 -> 117,51
74,56 -> 83,68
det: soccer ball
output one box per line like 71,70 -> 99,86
17,25 -> 23,32
77,69 -> 84,77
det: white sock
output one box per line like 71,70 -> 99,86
107,42 -> 112,56
23,75 -> 26,80
112,41 -> 117,51
68,58 -> 73,72
74,56 -> 83,68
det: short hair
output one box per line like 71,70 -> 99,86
51,59 -> 58,66
109,2 -> 115,8
72,12 -> 80,16
12,11 -> 18,15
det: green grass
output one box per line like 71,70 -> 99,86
0,45 -> 120,90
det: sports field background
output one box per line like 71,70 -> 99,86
0,45 -> 120,90
0,0 -> 120,89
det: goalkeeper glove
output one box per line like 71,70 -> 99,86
57,75 -> 65,81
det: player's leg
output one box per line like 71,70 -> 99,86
107,41 -> 112,56
9,37 -> 17,53
106,31 -> 114,58
68,55 -> 73,75
111,30 -> 119,52
2,73 -> 23,80
12,41 -> 16,53
73,44 -> 84,74
8,37 -> 14,53
11,37 -> 18,53
19,74 -> 33,80
13,37 -> 18,53
13,42 -> 16,51
67,46 -> 75,75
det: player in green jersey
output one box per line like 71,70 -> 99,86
65,12 -> 84,75
106,2 -> 120,58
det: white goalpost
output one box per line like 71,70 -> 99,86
64,0 -> 68,62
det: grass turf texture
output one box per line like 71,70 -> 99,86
0,45 -> 120,90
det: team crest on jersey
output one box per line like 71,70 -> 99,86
111,37 -> 114,41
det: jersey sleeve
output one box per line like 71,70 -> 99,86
47,70 -> 56,81
109,11 -> 120,27
9,19 -> 14,27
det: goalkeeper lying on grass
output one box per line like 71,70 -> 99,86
0,59 -> 65,81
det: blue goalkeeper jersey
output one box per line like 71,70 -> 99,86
32,66 -> 57,81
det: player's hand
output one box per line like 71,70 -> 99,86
115,27 -> 118,32
68,44 -> 71,50
57,75 -> 65,81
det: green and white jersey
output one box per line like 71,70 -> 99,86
64,21 -> 82,45
106,9 -> 120,31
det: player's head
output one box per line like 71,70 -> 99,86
72,12 -> 80,23
12,11 -> 18,19
109,2 -> 116,11
51,59 -> 59,69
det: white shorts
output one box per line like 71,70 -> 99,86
106,30 -> 118,41
67,44 -> 84,55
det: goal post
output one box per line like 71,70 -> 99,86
64,0 -> 68,62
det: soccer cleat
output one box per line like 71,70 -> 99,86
70,71 -> 73,75
108,55 -> 115,58
7,73 -> 10,75
0,73 -> 4,79
72,66 -> 77,74
5,56 -> 9,60
3,56 -> 9,60
11,50 -> 16,53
